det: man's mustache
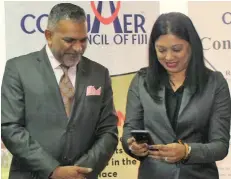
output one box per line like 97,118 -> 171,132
65,52 -> 82,57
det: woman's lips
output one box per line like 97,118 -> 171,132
166,62 -> 178,68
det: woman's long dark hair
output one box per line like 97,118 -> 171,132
144,12 -> 209,102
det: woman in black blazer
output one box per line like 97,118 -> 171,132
122,12 -> 231,179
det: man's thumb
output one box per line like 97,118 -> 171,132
76,166 -> 92,174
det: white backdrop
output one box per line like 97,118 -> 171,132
188,2 -> 231,178
188,1 -> 231,89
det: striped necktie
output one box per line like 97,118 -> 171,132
59,64 -> 75,117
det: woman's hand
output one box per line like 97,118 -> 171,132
127,137 -> 149,157
148,143 -> 186,163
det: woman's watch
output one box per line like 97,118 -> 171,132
181,144 -> 191,163
178,140 -> 191,163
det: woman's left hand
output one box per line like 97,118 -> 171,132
148,143 -> 186,163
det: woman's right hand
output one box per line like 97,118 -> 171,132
127,137 -> 149,157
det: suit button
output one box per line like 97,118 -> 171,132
63,156 -> 67,160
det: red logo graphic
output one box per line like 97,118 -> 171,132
117,111 -> 125,126
90,1 -> 121,25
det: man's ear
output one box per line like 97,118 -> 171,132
44,29 -> 53,46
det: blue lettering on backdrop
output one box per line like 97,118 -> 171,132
20,5 -> 148,45
222,12 -> 231,25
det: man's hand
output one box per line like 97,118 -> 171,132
50,166 -> 92,179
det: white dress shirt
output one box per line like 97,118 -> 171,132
45,45 -> 77,88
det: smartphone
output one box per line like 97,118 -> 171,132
131,130 -> 154,145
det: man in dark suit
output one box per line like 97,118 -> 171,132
1,3 -> 118,179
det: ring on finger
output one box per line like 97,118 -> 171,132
129,145 -> 133,151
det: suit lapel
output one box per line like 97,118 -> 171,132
75,57 -> 89,103
178,86 -> 196,118
37,47 -> 67,120
175,86 -> 196,134
156,86 -> 176,138
156,85 -> 196,139
69,57 -> 89,118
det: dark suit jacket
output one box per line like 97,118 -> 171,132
122,68 -> 231,179
1,47 -> 118,179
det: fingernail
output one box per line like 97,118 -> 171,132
148,145 -> 154,150
88,168 -> 93,172
129,146 -> 132,151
